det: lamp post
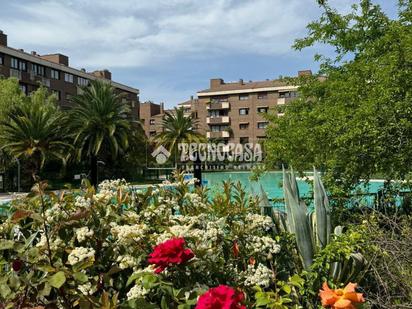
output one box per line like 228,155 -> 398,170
15,158 -> 21,192
96,160 -> 105,185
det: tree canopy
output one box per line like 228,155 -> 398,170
265,0 -> 412,192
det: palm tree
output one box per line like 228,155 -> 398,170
0,88 -> 71,179
155,107 -> 204,163
69,80 -> 131,186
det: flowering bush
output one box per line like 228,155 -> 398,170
0,175 -> 369,308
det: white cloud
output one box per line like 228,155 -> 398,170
1,0 -> 322,68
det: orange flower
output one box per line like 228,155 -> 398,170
319,282 -> 365,309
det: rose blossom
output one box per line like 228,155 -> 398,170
148,237 -> 194,273
196,285 -> 246,309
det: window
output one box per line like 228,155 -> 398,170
11,57 -> 18,69
51,69 -> 60,80
239,94 -> 249,101
279,91 -> 298,98
32,64 -> 45,76
78,77 -> 89,86
19,84 -> 27,95
257,107 -> 268,113
19,61 -> 27,71
64,73 -> 74,83
257,92 -> 267,99
0,53 -> 4,65
208,110 -> 228,117
210,125 -> 228,132
239,108 -> 249,115
257,122 -> 268,129
240,137 -> 249,144
239,123 -> 249,130
150,119 -> 155,125
211,96 -> 228,103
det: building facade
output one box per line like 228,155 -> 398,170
0,31 -> 139,119
139,72 -> 307,144
196,72 -> 308,145
140,101 -> 166,138
140,97 -> 199,138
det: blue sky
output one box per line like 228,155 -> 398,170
0,0 -> 398,107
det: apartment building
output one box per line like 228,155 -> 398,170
0,31 -> 139,119
140,101 -> 166,138
140,96 -> 199,138
196,71 -> 309,145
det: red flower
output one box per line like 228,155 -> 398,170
196,285 -> 246,309
148,238 -> 194,273
12,259 -> 23,272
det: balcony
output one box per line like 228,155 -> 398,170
207,101 -> 230,110
9,69 -> 22,80
206,116 -> 230,124
206,131 -> 230,139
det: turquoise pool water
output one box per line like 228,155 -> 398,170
203,171 -> 385,200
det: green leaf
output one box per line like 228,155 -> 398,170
48,271 -> 66,288
161,296 -> 168,309
281,284 -> 292,294
73,272 -> 88,283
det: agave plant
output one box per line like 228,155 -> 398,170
260,167 -> 366,283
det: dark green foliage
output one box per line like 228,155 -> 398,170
265,0 -> 412,192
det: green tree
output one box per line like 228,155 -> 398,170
0,78 -> 25,119
69,80 -> 131,186
0,87 -> 70,179
155,107 -> 204,162
0,78 -> 26,172
265,0 -> 412,192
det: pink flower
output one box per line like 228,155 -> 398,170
196,285 -> 246,309
148,238 -> 194,273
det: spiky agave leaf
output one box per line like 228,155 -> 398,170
283,169 -> 314,269
313,168 -> 331,249
282,166 -> 296,234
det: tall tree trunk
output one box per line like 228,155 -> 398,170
90,155 -> 98,187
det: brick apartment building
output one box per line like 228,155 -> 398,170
0,31 -> 139,119
140,96 -> 199,138
196,72 -> 309,145
139,72 -> 308,144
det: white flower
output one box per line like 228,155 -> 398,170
116,255 -> 136,269
127,284 -> 149,300
242,264 -> 274,287
247,236 -> 280,255
78,282 -> 95,295
245,213 -> 274,231
75,227 -> 94,243
132,264 -> 156,274
36,234 -> 63,251
75,196 -> 91,208
98,179 -> 128,192
68,247 -> 95,265
111,223 -> 148,244
44,203 -> 67,223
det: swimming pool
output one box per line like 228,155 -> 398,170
203,171 -> 385,200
